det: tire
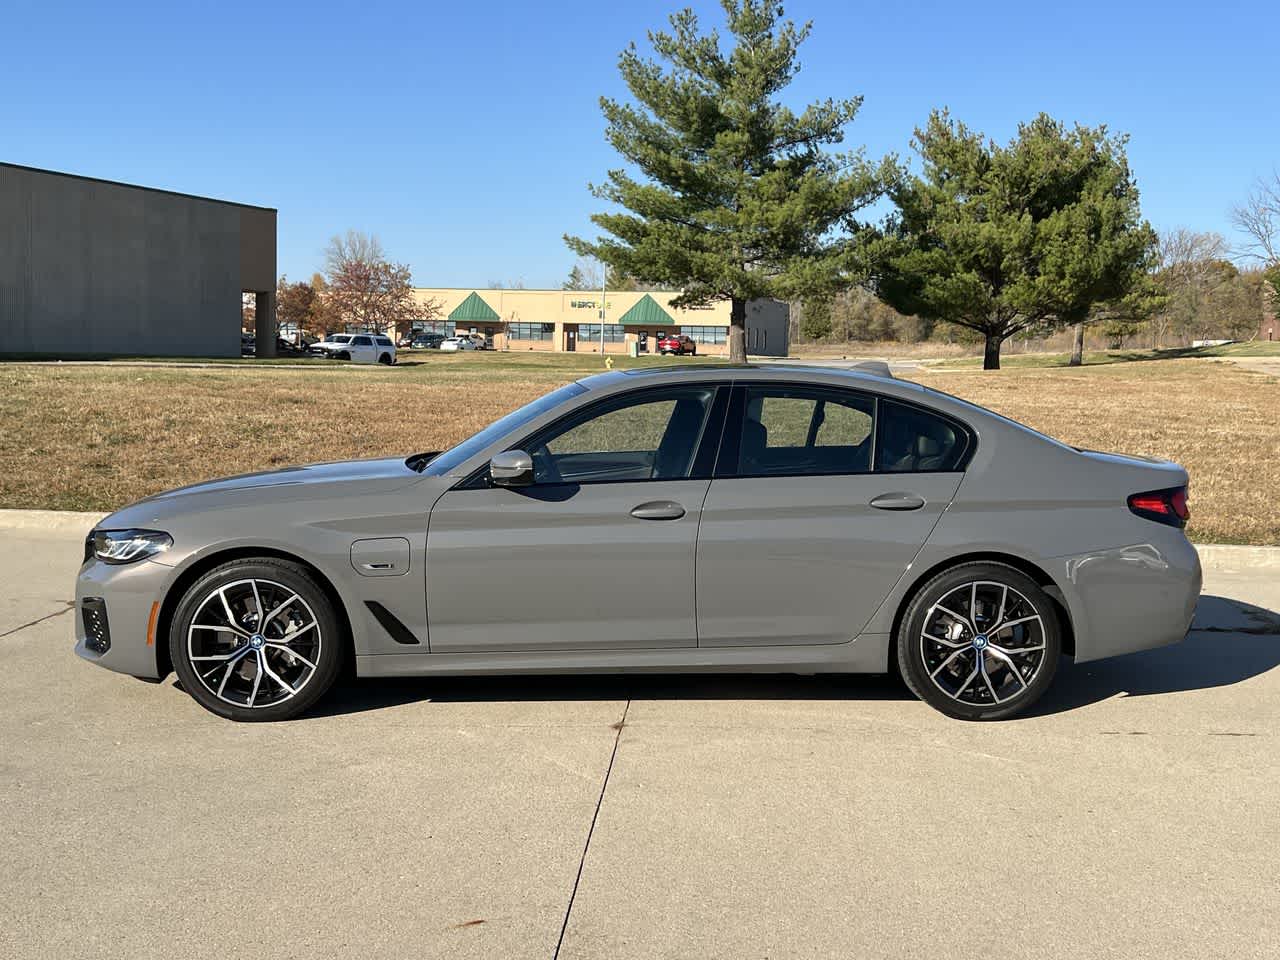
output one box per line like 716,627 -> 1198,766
336,351 -> 350,361
378,353 -> 391,365
169,558 -> 345,722
896,562 -> 1061,720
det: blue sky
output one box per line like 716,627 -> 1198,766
4,0 -> 1277,287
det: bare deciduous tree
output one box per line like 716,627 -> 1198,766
323,231 -> 418,338
1232,173 -> 1280,265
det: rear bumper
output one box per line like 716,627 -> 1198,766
73,557 -> 172,680
1052,533 -> 1202,663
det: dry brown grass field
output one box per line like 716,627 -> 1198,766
2,353 -> 1276,543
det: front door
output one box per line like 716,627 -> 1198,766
696,384 -> 968,646
565,328 -> 577,352
425,384 -> 726,653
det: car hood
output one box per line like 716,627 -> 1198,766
99,456 -> 426,529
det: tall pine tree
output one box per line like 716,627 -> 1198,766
878,111 -> 1155,369
566,0 -> 894,362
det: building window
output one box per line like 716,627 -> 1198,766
681,325 -> 727,345
509,322 -> 555,341
414,320 -> 456,336
578,323 -> 625,343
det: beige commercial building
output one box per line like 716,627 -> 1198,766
407,288 -> 789,356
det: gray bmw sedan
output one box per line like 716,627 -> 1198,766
75,364 -> 1201,721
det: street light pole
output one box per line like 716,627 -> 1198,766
599,269 -> 606,360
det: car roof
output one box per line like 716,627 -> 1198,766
578,362 -> 914,393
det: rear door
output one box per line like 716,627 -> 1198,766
695,384 -> 970,646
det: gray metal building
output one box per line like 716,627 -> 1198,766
0,162 -> 276,357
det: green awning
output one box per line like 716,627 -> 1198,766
448,291 -> 500,323
616,294 -> 674,326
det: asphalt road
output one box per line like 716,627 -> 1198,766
2,528 -> 1278,960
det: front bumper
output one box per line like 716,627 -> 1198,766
74,556 -> 174,679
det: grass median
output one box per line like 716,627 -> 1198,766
2,352 -> 1276,544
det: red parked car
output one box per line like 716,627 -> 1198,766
656,333 -> 697,356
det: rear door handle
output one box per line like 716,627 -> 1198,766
870,492 -> 926,511
630,500 -> 686,521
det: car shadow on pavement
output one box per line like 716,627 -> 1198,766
313,672 -> 913,718
1030,594 -> 1280,717
307,594 -> 1280,720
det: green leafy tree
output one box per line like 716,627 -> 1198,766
566,0 -> 895,363
878,111 -> 1156,369
563,265 -> 589,291
799,297 -> 833,340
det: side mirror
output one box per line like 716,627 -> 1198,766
490,449 -> 534,487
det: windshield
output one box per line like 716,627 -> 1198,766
419,382 -> 588,475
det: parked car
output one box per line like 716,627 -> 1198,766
309,334 -> 353,357
439,336 -> 481,353
410,332 -> 446,350
275,337 -> 310,356
75,363 -> 1200,723
310,334 -> 396,364
657,333 -> 697,356
240,334 -> 255,357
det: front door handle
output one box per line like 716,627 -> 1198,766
630,500 -> 686,521
870,492 -> 926,511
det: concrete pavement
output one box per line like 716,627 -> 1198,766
2,528 -> 1278,959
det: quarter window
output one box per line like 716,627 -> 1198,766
875,399 -> 967,472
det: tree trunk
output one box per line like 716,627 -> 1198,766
728,297 -> 747,363
1069,323 -> 1085,366
983,333 -> 1002,370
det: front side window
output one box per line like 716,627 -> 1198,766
353,336 -> 373,346
526,387 -> 716,484
875,399 -> 967,472
736,387 -> 874,477
421,383 -> 589,476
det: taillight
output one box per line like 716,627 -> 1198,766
1128,486 -> 1190,528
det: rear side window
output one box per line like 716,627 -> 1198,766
875,399 -> 967,472
737,386 -> 875,476
375,336 -> 392,346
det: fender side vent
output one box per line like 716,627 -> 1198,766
364,601 -> 420,645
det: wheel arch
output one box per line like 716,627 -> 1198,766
155,547 -> 355,681
887,551 -> 1076,667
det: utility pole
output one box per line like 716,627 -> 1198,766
599,269 -> 606,360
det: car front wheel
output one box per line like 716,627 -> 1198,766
169,558 -> 344,722
896,562 -> 1061,720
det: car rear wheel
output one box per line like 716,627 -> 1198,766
378,352 -> 392,365
896,562 -> 1061,720
169,558 -> 344,722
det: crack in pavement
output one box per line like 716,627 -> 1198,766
553,698 -> 630,960
0,601 -> 75,639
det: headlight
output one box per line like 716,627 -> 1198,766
88,529 -> 173,564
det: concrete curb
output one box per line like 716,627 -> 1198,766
2,508 -> 1276,572
0,509 -> 108,534
1194,543 -> 1280,570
